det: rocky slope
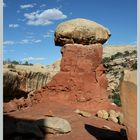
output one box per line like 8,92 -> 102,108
103,45 -> 137,105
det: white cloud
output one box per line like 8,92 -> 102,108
20,39 -> 29,44
43,30 -> 54,38
4,41 -> 15,45
24,8 -> 67,26
20,4 -> 35,9
4,39 -> 42,45
49,29 -> 54,33
43,34 -> 51,38
22,57 -> 45,61
9,24 -> 19,28
33,40 -> 42,43
20,39 -> 42,44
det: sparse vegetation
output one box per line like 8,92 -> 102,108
102,57 -> 110,63
130,50 -> 137,55
131,61 -> 137,70
7,64 -> 15,69
124,51 -> 130,57
111,52 -> 123,60
109,93 -> 122,107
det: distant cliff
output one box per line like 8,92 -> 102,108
3,61 -> 60,102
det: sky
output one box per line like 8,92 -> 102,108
3,0 -> 137,65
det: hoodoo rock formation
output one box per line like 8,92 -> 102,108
44,18 -> 111,111
4,18 -> 113,113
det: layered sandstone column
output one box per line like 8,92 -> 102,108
47,18 -> 111,105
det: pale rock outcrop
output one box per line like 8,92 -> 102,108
3,62 -> 60,101
55,18 -> 111,46
120,70 -> 137,140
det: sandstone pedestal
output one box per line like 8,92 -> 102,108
47,44 -> 109,105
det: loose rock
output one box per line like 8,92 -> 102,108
96,110 -> 109,119
36,117 -> 72,134
74,109 -> 91,117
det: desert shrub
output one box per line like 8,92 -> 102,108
7,64 -> 15,69
123,51 -> 130,57
22,61 -> 33,66
102,57 -> 110,64
112,93 -> 122,107
130,50 -> 137,55
131,61 -> 137,70
11,60 -> 19,65
111,52 -> 123,60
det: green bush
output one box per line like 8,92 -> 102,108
111,52 -> 123,60
7,64 -> 15,69
11,60 -> 19,65
131,61 -> 137,70
112,93 -> 122,107
102,57 -> 110,63
123,51 -> 130,57
130,50 -> 137,55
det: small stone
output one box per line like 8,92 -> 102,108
36,117 -> 71,134
102,125 -> 111,130
117,112 -> 124,125
109,110 -> 118,118
74,109 -> 91,117
108,116 -> 118,123
96,110 -> 108,119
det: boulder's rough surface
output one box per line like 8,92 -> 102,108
36,117 -> 71,134
46,44 -> 109,107
120,70 -> 137,140
55,18 -> 111,46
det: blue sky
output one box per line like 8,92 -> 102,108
3,0 -> 137,65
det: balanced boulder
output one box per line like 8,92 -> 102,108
55,18 -> 111,46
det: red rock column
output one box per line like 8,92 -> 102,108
47,43 -> 108,103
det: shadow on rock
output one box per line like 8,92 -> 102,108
85,124 -> 128,140
4,114 -> 46,140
